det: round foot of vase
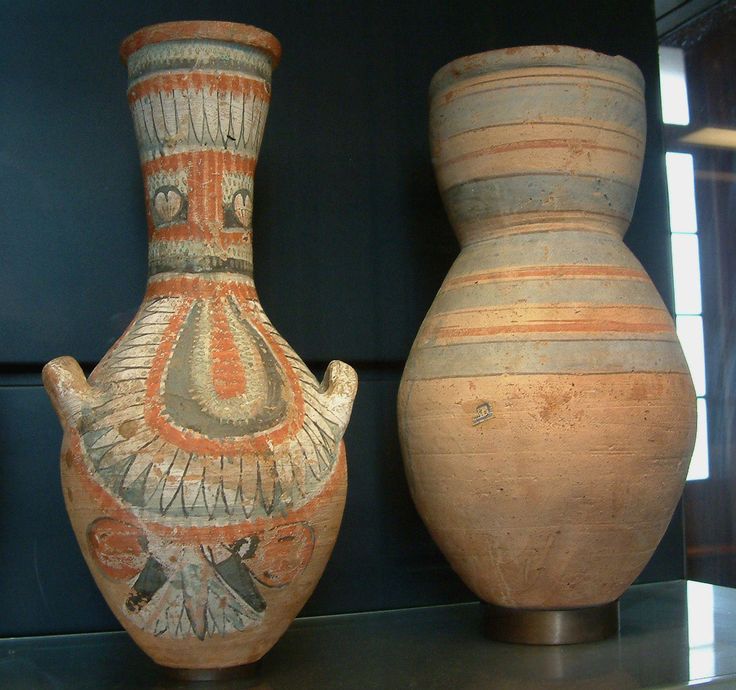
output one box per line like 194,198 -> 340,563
483,601 -> 619,645
165,661 -> 261,682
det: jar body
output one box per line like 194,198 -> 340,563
399,228 -> 694,609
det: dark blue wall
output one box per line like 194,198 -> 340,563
0,0 -> 682,637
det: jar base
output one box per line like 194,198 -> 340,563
483,600 -> 619,645
165,660 -> 261,682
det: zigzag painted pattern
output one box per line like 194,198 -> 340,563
130,86 -> 269,162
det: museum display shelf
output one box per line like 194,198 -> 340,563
2,580 -> 736,689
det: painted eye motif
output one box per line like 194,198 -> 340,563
232,189 -> 253,228
153,185 -> 185,224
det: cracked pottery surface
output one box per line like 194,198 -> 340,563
43,20 -> 357,671
398,45 -> 696,612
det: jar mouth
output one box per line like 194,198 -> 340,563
120,20 -> 282,69
430,44 -> 643,99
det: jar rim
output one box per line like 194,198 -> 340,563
430,45 -> 644,99
120,20 -> 282,69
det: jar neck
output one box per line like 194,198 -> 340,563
142,150 -> 256,284
125,38 -> 273,295
144,270 -> 258,303
452,214 -> 629,248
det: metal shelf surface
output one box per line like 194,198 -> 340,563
2,580 -> 736,689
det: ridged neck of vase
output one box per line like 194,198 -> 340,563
121,21 -> 281,292
429,45 -> 646,247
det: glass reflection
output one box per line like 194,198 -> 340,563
687,581 -> 715,680
659,46 -> 690,125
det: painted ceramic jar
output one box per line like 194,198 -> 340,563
398,46 -> 696,643
43,21 -> 357,674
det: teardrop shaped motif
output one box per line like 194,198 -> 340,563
163,297 -> 289,437
154,187 -> 183,223
232,190 -> 253,228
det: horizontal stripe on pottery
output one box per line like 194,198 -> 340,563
434,76 -> 643,115
429,277 -> 667,313
442,174 -> 637,226
141,149 -> 256,174
434,122 -> 643,162
418,306 -> 677,345
148,254 -> 254,277
144,275 -> 257,299
452,212 -> 630,243
148,235 -> 252,257
128,72 -> 270,101
403,339 -> 690,379
148,230 -> 247,249
429,47 -> 643,97
444,265 -> 648,289
151,223 -> 251,245
130,86 -> 269,161
128,39 -> 272,82
423,325 -> 677,346
134,142 -> 259,162
436,136 -> 642,169
448,229 -> 646,274
424,303 -> 673,326
440,119 -> 644,150
148,238 -> 252,260
432,68 -> 643,106
435,139 -> 642,190
431,86 -> 644,142
419,304 -> 674,341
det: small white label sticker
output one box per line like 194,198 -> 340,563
472,402 -> 493,426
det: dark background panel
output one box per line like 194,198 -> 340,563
0,0 -> 687,638
0,386 -> 118,636
0,0 -> 672,364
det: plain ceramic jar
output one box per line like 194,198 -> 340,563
398,45 -> 696,644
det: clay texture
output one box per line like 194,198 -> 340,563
398,46 -> 696,610
44,21 -> 357,671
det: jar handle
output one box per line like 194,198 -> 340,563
43,356 -> 103,430
318,360 -> 358,441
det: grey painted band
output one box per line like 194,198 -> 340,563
450,230 -> 645,273
128,39 -> 272,82
431,83 -> 644,141
148,256 -> 254,277
404,339 -> 690,379
442,174 -> 637,226
428,277 -> 667,315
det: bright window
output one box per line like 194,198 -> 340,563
671,234 -> 703,314
666,159 -> 709,480
659,51 -> 709,481
665,152 -> 698,233
659,47 -> 690,125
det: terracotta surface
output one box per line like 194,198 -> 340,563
398,46 -> 696,611
43,21 -> 357,671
